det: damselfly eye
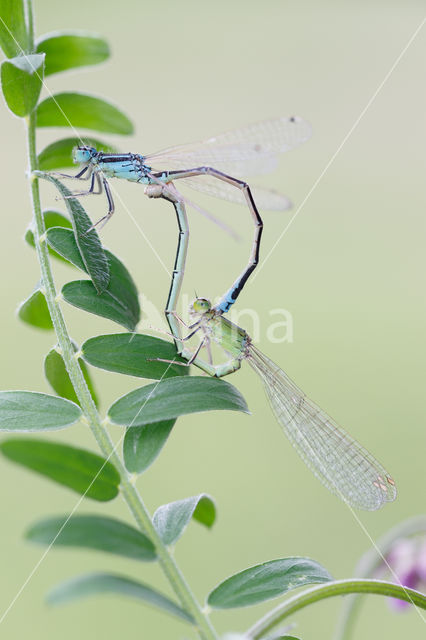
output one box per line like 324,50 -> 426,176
73,146 -> 96,164
192,298 -> 211,314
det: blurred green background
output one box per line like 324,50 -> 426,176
0,0 -> 425,638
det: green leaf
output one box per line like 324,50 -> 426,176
153,494 -> 216,546
208,558 -> 333,609
17,288 -> 53,330
36,32 -> 109,76
46,227 -> 86,270
82,334 -> 188,380
36,92 -> 133,134
192,495 -> 216,528
45,225 -> 140,330
38,174 -> 109,294
0,391 -> 81,431
109,377 -> 249,428
62,280 -> 138,331
123,420 -> 175,474
26,515 -> 156,561
1,54 -> 44,117
44,346 -> 98,409
38,137 -> 116,171
47,573 -> 193,623
25,211 -> 73,265
0,0 -> 29,58
0,439 -> 119,501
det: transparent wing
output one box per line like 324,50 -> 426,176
145,116 -> 312,178
248,345 -> 397,510
180,175 -> 292,211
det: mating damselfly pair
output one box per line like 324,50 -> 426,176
55,116 -> 397,511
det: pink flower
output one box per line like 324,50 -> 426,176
384,536 -> 426,611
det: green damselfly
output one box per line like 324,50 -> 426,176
160,297 -> 397,511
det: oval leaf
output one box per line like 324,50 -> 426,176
47,572 -> 193,623
36,32 -> 109,76
17,288 -> 53,330
208,558 -> 333,609
123,420 -> 175,474
38,174 -> 109,293
1,54 -> 44,117
0,439 -> 119,500
46,226 -> 140,330
36,92 -> 133,134
26,514 -> 156,561
44,346 -> 98,408
0,0 -> 29,58
38,137 -> 116,171
153,494 -> 216,546
46,227 -> 86,270
62,280 -> 138,331
82,334 -> 188,380
25,210 -> 73,265
0,391 -> 81,431
108,376 -> 249,428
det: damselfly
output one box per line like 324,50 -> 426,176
54,116 -> 311,313
159,297 -> 397,511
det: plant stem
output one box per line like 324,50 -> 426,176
25,0 -> 34,52
24,19 -> 217,640
247,579 -> 426,639
333,515 -> 426,640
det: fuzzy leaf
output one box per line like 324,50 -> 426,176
82,334 -> 188,380
36,32 -> 109,76
1,54 -> 44,116
46,227 -> 85,270
123,420 -> 175,474
153,494 -> 216,545
17,288 -> 53,330
62,280 -> 138,331
0,439 -> 119,500
46,226 -> 140,330
208,558 -> 333,609
25,210 -> 73,265
36,92 -> 133,134
0,0 -> 28,58
0,391 -> 81,431
37,174 -> 109,293
26,514 -> 156,561
108,377 -> 249,428
47,573 -> 193,622
44,347 -> 98,408
38,137 -> 116,171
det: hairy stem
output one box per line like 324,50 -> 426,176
247,579 -> 426,639
333,515 -> 426,640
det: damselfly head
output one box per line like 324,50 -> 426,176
190,298 -> 212,316
73,146 -> 97,164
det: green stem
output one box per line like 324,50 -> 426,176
334,515 -> 426,640
247,579 -> 426,639
24,17 -> 217,640
25,0 -> 34,52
